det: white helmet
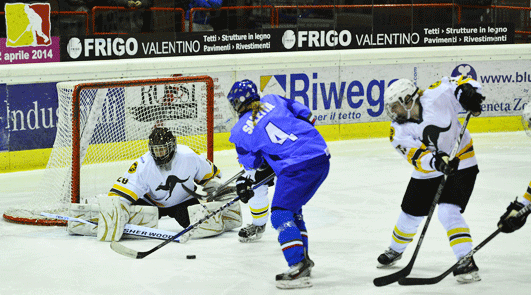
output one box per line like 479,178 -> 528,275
522,103 -> 531,137
384,79 -> 420,123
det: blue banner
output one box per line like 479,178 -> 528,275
7,83 -> 58,151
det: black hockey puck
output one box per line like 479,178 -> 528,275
186,255 -> 196,259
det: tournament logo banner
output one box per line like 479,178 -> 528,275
5,3 -> 51,47
1,3 -> 60,64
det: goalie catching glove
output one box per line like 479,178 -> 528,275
498,198 -> 529,233
432,152 -> 460,175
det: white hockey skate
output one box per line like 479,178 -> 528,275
275,256 -> 313,289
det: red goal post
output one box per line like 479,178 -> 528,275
3,75 -> 214,226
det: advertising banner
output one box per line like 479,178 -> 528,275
60,23 -> 514,62
6,82 -> 58,151
1,3 -> 60,64
220,59 -> 529,127
3,55 -> 529,151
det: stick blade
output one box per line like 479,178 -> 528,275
373,266 -> 412,287
110,241 -> 142,259
398,276 -> 442,286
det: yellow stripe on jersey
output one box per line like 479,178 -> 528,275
197,164 -> 221,186
109,184 -> 138,203
456,75 -> 474,85
455,139 -> 475,161
406,143 -> 435,173
524,181 -> 531,202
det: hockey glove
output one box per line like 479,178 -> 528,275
236,176 -> 254,204
455,83 -> 485,116
498,198 -> 528,233
432,152 -> 460,175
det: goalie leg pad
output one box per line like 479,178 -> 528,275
67,203 -> 99,236
67,204 -> 158,237
128,205 -> 159,229
221,200 -> 242,231
186,203 -> 224,239
97,196 -> 131,242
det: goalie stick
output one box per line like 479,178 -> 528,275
111,173 -> 275,259
40,212 -> 183,243
398,203 -> 531,285
183,170 -> 245,202
373,112 -> 473,287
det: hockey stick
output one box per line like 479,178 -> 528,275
398,203 -> 531,285
183,170 -> 245,201
8,24 -> 31,43
374,112 -> 473,287
111,173 -> 275,259
40,212 -> 183,242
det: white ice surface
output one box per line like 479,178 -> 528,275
1,131 -> 530,295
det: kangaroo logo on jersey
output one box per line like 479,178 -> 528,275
422,123 -> 451,149
5,3 -> 51,47
156,175 -> 189,197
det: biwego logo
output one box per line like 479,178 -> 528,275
66,37 -> 139,59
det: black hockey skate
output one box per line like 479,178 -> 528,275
238,224 -> 266,243
453,256 -> 481,283
275,256 -> 313,289
377,248 -> 402,268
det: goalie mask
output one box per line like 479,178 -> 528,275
384,79 -> 420,124
149,127 -> 176,166
522,103 -> 531,137
227,79 -> 260,114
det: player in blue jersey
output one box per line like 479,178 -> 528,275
227,79 -> 330,289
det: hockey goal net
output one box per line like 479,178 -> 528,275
3,75 -> 214,226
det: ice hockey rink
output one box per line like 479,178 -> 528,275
1,131 -> 530,295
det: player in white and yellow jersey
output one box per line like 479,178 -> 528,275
498,103 -> 531,233
92,127 -> 242,242
376,76 -> 485,284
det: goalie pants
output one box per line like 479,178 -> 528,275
270,155 -> 330,267
401,165 -> 479,216
134,197 -> 199,228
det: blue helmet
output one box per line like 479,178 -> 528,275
227,79 -> 260,113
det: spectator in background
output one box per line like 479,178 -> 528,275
97,0 -> 153,33
56,0 -> 95,36
185,0 -> 222,32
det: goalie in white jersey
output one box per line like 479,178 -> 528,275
377,76 -> 485,284
497,103 -> 531,233
68,127 -> 242,242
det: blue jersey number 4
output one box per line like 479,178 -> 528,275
265,122 -> 298,144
